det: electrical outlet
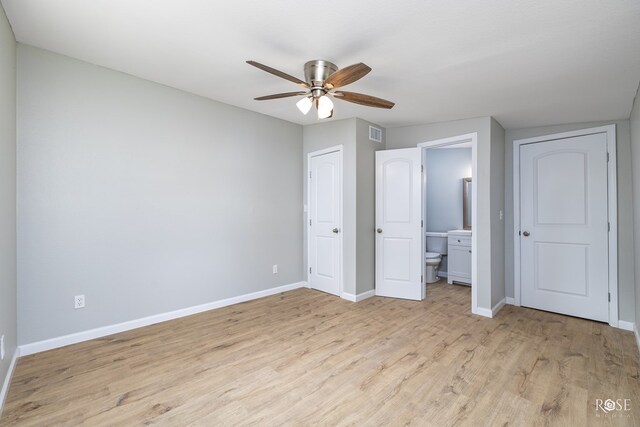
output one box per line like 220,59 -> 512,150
1,334 -> 5,360
74,294 -> 85,309
272,264 -> 278,274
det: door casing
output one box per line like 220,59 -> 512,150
418,133 -> 479,315
512,125 -> 618,327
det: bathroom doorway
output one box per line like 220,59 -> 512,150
418,134 -> 478,314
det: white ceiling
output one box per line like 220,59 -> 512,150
2,0 -> 640,129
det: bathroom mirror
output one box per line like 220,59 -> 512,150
463,177 -> 472,230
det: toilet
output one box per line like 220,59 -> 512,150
425,232 -> 448,283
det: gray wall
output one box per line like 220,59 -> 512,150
302,118 -> 385,296
303,119 -> 357,295
0,4 -> 16,403
630,88 -> 640,327
490,118 -> 506,307
425,147 -> 472,233
17,45 -> 303,344
355,118 -> 385,294
387,117 -> 502,311
504,120 -> 635,322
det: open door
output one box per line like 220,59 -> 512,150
375,148 -> 423,300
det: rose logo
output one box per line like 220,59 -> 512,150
603,399 -> 616,412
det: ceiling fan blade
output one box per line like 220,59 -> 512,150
324,63 -> 371,89
254,91 -> 308,101
246,60 -> 309,88
333,91 -> 395,109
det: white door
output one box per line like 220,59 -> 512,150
520,133 -> 609,322
309,150 -> 341,296
375,148 -> 423,300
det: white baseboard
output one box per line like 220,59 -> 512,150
505,297 -> 517,305
474,307 -> 493,318
342,290 -> 375,302
474,298 -> 505,319
437,271 -> 448,278
618,320 -> 634,332
0,347 -> 20,417
19,281 -> 307,356
492,298 -> 506,316
341,293 -> 356,302
634,324 -> 640,356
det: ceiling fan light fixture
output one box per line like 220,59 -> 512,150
296,96 -> 312,115
317,95 -> 334,119
247,60 -> 395,118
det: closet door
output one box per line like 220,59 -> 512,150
519,133 -> 609,322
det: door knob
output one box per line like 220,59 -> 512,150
376,228 -> 383,233
332,228 -> 339,234
522,231 -> 530,237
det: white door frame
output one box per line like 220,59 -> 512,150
307,145 -> 344,298
512,125 -> 618,328
418,133 -> 479,315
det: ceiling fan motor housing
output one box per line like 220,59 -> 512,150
304,60 -> 338,95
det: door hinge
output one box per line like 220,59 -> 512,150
309,171 -> 312,179
608,222 -> 610,232
309,267 -> 312,274
309,218 -> 312,226
607,152 -> 610,162
608,292 -> 611,302
421,219 -> 423,228
421,275 -> 423,283
421,165 -> 424,172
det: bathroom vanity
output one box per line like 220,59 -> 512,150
447,230 -> 471,285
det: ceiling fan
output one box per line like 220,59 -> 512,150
246,60 -> 395,119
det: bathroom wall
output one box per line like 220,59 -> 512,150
425,147 -> 472,232
425,147 -> 472,276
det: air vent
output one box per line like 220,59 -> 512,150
369,126 -> 382,143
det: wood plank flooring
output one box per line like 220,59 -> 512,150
2,281 -> 639,426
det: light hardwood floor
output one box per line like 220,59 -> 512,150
2,281 -> 639,426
